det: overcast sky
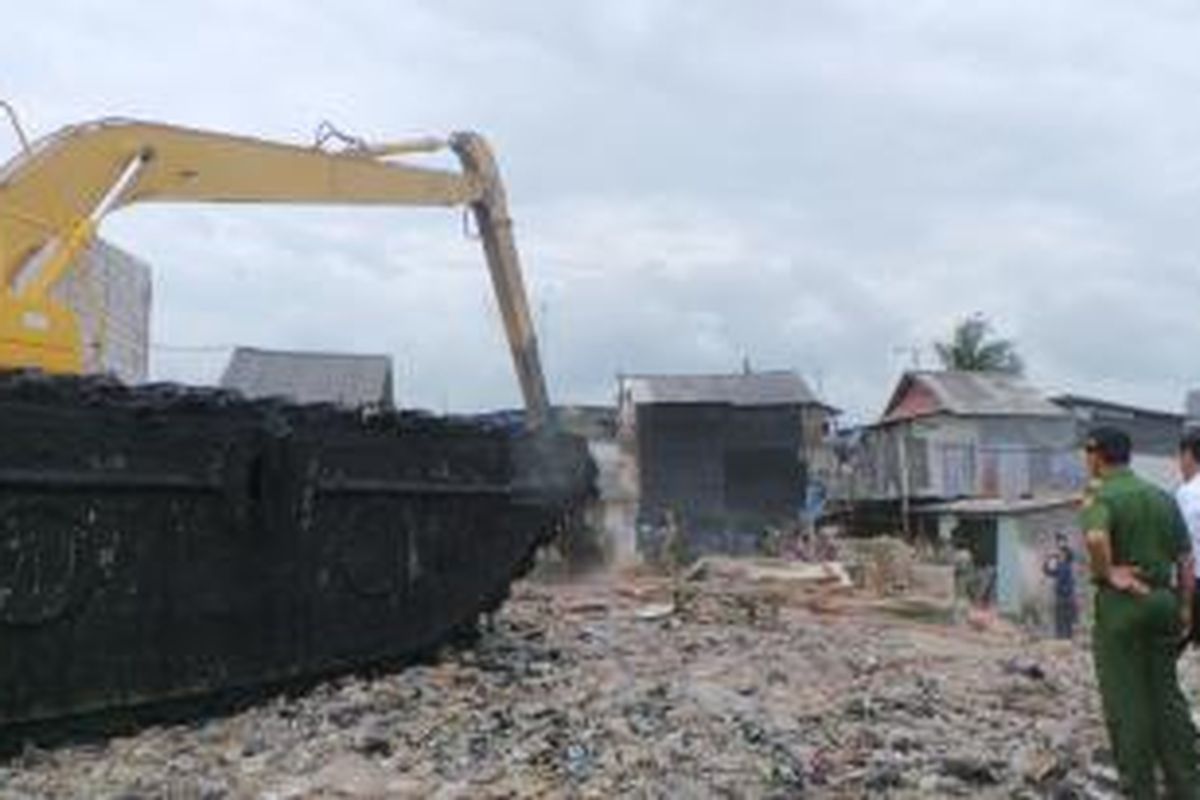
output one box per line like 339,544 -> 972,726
5,1 -> 1200,421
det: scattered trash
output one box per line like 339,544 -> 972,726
686,556 -> 854,591
633,602 -> 675,621
564,599 -> 610,615
840,536 -> 916,596
1002,656 -> 1048,682
940,752 -> 1001,785
3,573 -> 1193,798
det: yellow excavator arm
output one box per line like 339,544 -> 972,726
0,116 -> 550,428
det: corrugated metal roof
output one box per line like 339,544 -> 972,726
884,371 -> 1066,421
220,347 -> 393,408
915,494 -> 1078,516
1051,394 -> 1182,422
622,371 -> 826,408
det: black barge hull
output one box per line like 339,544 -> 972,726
0,373 -> 591,729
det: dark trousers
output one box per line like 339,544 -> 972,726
1053,595 -> 1076,639
1192,590 -> 1200,645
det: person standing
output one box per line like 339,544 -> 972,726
1079,427 -> 1197,799
1176,429 -> 1200,647
1042,533 -> 1077,639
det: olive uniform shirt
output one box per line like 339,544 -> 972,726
1080,467 -> 1192,589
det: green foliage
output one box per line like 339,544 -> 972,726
934,314 -> 1024,375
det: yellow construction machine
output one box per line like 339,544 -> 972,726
0,102 -> 549,426
0,104 -> 590,733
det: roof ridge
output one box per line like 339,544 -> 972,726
889,370 -> 1066,420
622,369 -> 802,379
232,346 -> 392,361
1052,393 -> 1183,419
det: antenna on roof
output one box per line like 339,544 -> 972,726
892,345 -> 922,370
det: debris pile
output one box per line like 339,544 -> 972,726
673,556 -> 854,627
3,574 -> 1198,799
839,536 -> 916,596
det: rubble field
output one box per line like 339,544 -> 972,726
2,570 -> 1198,799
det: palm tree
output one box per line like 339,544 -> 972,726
934,314 -> 1024,374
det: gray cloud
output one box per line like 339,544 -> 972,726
6,1 -> 1200,421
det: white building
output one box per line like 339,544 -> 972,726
52,238 -> 152,384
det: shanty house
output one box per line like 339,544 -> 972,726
914,495 -> 1080,625
859,371 -> 1079,503
855,371 -> 1082,625
616,371 -> 836,559
220,347 -> 395,409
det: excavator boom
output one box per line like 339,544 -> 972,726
0,110 -> 592,737
0,118 -> 550,427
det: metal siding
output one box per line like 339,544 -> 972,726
725,405 -> 803,519
634,402 -> 803,557
862,415 -> 1080,501
940,443 -> 976,497
996,517 -> 1022,614
1089,413 -> 1180,457
977,416 -> 1076,449
907,436 -> 930,490
635,404 -> 726,520
1055,396 -> 1185,456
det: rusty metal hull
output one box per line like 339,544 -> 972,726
0,372 -> 590,730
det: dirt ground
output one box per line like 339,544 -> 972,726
2,571 -> 1198,799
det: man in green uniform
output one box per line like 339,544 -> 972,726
1080,427 -> 1198,799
